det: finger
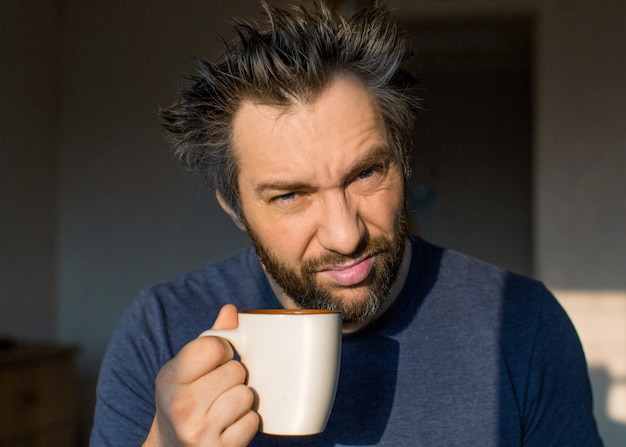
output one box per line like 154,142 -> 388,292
212,303 -> 239,330
221,410 -> 260,447
154,359 -> 249,445
158,335 -> 235,385
190,359 -> 248,412
208,384 -> 259,444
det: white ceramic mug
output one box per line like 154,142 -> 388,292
200,309 -> 342,436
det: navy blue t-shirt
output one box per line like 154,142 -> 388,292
90,236 -> 603,446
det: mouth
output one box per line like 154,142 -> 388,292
318,255 -> 375,287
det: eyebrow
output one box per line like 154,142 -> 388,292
254,145 -> 393,196
255,180 -> 311,195
346,145 -> 393,180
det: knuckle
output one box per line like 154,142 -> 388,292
168,392 -> 194,420
155,363 -> 172,387
158,394 -> 204,444
237,384 -> 256,407
175,423 -> 203,445
222,359 -> 247,383
224,383 -> 255,408
203,336 -> 234,362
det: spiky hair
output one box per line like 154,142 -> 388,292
160,1 -> 420,218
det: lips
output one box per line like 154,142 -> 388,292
319,255 -> 375,287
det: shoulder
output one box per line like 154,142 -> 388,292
410,236 -> 564,338
96,246 -> 269,381
125,246 -> 271,351
145,246 -> 262,305
92,247 -> 269,444
412,237 -> 546,307
405,237 -> 601,444
419,237 -> 550,306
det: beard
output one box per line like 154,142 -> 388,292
245,207 -> 408,324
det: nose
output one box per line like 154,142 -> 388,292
316,191 -> 365,255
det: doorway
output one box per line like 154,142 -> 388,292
404,17 -> 534,276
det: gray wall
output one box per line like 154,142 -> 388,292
1,0 -> 60,342
534,0 -> 626,290
2,0 -> 625,445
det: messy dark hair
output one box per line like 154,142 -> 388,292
160,1 -> 420,219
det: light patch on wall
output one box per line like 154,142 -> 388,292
556,290 -> 626,425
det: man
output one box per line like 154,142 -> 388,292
91,2 -> 603,446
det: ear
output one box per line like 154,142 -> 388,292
215,190 -> 246,232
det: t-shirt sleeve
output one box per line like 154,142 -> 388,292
90,290 -> 173,447
517,283 -> 603,446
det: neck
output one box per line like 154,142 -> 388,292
266,237 -> 413,334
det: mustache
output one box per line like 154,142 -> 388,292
300,235 -> 396,274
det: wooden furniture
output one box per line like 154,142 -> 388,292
0,344 -> 78,447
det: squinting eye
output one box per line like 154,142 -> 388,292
358,168 -> 375,180
274,192 -> 297,202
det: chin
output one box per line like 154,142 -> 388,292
331,293 -> 383,322
328,284 -> 372,304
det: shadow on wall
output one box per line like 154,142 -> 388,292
590,367 -> 626,447
556,291 -> 626,447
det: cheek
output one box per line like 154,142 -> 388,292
359,184 -> 405,230
244,206 -> 316,265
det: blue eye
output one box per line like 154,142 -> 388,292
358,168 -> 375,180
276,192 -> 297,202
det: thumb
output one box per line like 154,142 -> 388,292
212,304 -> 239,330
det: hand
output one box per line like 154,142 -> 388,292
143,304 -> 259,447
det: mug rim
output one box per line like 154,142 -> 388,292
241,309 -> 341,315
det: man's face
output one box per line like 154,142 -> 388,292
231,75 -> 407,323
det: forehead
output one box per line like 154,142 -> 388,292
231,76 -> 391,184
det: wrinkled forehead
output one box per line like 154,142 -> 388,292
230,73 -> 396,160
